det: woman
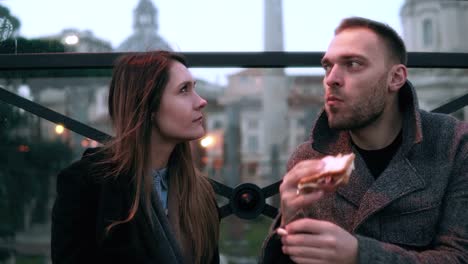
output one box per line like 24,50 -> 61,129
51,51 -> 220,264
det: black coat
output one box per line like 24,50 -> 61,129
51,149 -> 219,264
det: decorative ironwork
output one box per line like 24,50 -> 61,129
0,52 -> 467,219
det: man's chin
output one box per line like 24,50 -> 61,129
328,119 -> 353,130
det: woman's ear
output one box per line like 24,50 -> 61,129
388,64 -> 407,93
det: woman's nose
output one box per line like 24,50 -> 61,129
196,93 -> 207,109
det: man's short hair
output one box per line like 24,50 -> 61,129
335,17 -> 407,65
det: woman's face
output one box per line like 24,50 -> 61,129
153,61 -> 207,144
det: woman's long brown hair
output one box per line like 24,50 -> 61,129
101,51 -> 219,263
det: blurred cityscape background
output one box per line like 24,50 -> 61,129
0,0 -> 467,263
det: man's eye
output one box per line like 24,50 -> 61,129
322,64 -> 332,72
347,61 -> 361,68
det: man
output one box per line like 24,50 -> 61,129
260,17 -> 468,263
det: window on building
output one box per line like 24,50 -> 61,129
296,133 -> 306,146
238,75 -> 249,85
246,162 -> 258,176
423,18 -> 433,47
297,117 -> 305,127
247,118 -> 258,130
247,135 -> 259,153
139,14 -> 152,25
213,120 -> 223,129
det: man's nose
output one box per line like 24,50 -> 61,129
325,65 -> 344,88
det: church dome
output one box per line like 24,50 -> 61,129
117,0 -> 172,52
135,0 -> 156,13
118,32 -> 171,52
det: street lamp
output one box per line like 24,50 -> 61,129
55,124 -> 65,135
200,135 -> 215,148
63,34 -> 79,45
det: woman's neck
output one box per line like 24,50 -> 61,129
150,133 -> 176,170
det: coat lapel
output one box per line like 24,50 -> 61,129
350,81 -> 425,230
134,203 -> 182,263
167,186 -> 193,263
97,173 -> 185,263
336,151 -> 375,207
312,112 -> 374,208
147,190 -> 186,263
352,153 -> 426,231
310,81 -> 426,232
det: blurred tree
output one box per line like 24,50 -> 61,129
0,5 -> 20,32
0,36 -> 65,54
0,5 -> 73,260
0,102 -> 73,259
0,3 -> 65,54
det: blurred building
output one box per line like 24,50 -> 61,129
117,0 -> 171,52
400,0 -> 468,119
218,69 -> 322,187
212,0 -> 468,190
40,28 -> 112,52
28,29 -> 112,153
211,0 -> 323,188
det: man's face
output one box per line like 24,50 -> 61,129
321,28 -> 391,130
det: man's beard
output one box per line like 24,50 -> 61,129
327,79 -> 387,131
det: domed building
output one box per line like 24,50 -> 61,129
400,0 -> 468,119
118,0 -> 172,51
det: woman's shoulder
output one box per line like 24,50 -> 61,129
57,147 -> 109,186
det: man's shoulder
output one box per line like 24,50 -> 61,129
420,110 -> 468,137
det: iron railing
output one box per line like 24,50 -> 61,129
1,51 -> 467,220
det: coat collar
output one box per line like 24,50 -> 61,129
95,169 -> 186,263
309,80 -> 426,229
310,80 -> 423,156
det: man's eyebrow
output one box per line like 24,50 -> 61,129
340,54 -> 366,61
321,54 -> 367,65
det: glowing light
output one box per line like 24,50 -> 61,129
55,124 -> 65,134
64,35 -> 79,45
200,135 -> 215,148
81,139 -> 89,148
90,140 -> 99,148
18,145 -> 30,152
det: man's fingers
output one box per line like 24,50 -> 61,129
281,233 -> 333,248
276,227 -> 288,236
287,190 -> 324,209
280,191 -> 324,225
294,159 -> 325,172
283,244 -> 331,260
286,218 -> 333,234
281,160 -> 325,190
289,256 -> 323,264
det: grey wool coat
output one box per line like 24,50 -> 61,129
259,81 -> 468,263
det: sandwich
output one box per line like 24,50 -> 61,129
297,153 -> 355,194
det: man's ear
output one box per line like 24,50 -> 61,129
388,64 -> 407,93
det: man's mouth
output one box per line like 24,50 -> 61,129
193,116 -> 203,123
